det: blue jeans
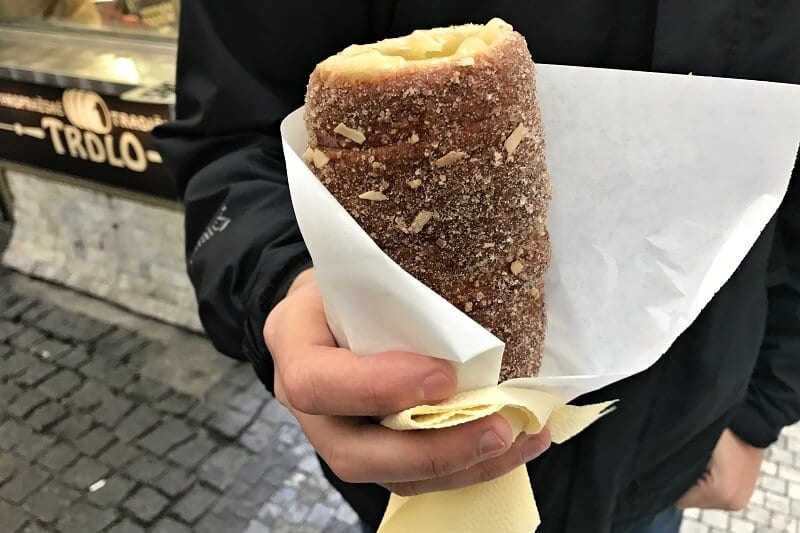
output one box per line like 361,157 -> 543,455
360,507 -> 682,533
612,507 -> 683,533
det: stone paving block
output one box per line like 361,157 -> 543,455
137,418 -> 194,455
75,426 -> 116,456
0,319 -> 23,342
227,391 -> 265,417
1,352 -> 38,381
173,484 -> 218,523
761,459 -> 777,476
86,474 -> 135,507
107,519 -> 146,533
9,328 -> 45,350
124,485 -> 170,524
198,446 -> 251,491
0,382 -> 23,405
155,393 -> 195,416
185,403 -> 214,424
13,359 -> 57,387
99,441 -> 141,469
125,377 -> 171,402
93,394 -> 134,428
20,302 -> 52,323
307,502 -> 336,529
153,467 -> 194,497
0,452 -> 17,485
14,432 -> 55,462
729,516 -> 755,533
7,389 -> 47,418
114,404 -> 160,442
243,520 -> 271,533
240,420 -> 280,454
94,328 -> 147,360
195,510 -> 247,533
37,369 -> 82,398
27,402 -> 67,432
700,510 -> 729,530
32,338 -> 71,360
55,501 -> 118,533
761,474 -> 787,494
126,455 -> 168,483
0,419 -> 34,451
38,442 -> 79,471
780,464 -> 800,483
68,380 -> 113,410
335,503 -> 360,525
223,364 -> 257,388
206,409 -> 254,439
152,517 -> 192,533
680,519 -> 710,533
745,504 -> 772,526
0,294 -> 36,320
167,436 -> 216,469
790,481 -> 800,499
23,480 -> 80,523
62,457 -> 110,489
261,399 -> 297,426
38,307 -> 111,343
57,346 -> 89,369
0,463 -> 50,504
0,499 -> 28,533
51,415 -> 92,444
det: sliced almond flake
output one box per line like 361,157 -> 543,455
395,216 -> 409,233
409,132 -> 420,144
334,123 -> 366,144
482,242 -> 495,248
409,210 -> 433,234
358,191 -> 387,201
312,149 -> 330,168
435,150 -> 467,168
464,302 -> 474,312
510,260 -> 524,275
302,147 -> 314,163
504,123 -> 527,155
407,179 -> 422,189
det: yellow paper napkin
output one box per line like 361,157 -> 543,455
379,386 -> 615,533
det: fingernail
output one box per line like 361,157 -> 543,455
523,435 -> 550,462
478,430 -> 507,457
421,371 -> 452,401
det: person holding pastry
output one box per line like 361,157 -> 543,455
155,2 -> 800,533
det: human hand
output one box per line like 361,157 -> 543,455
677,429 -> 764,511
264,269 -> 552,496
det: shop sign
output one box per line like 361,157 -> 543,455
0,79 -> 176,199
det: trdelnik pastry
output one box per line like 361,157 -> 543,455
303,18 -> 550,381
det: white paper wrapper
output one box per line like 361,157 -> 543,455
281,64 -> 800,402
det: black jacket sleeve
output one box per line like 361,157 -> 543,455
153,1 -> 373,389
729,152 -> 800,448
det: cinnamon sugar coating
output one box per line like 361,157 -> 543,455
304,22 -> 551,380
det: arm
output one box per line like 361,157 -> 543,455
154,1 -> 373,387
729,151 -> 800,448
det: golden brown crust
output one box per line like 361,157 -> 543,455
304,22 -> 550,380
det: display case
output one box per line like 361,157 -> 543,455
0,0 -> 179,201
0,1 -> 201,332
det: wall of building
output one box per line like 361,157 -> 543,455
0,168 -> 202,331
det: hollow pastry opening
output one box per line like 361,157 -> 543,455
317,18 -> 514,77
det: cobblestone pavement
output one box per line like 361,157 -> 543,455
0,268 -> 361,533
0,245 -> 798,532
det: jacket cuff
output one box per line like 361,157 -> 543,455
242,253 -> 313,395
728,400 -> 782,449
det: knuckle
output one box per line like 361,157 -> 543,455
281,358 -> 319,413
418,452 -> 453,479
